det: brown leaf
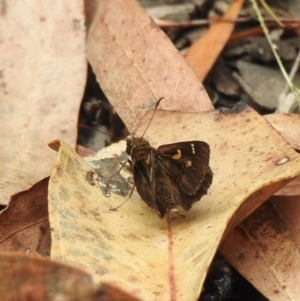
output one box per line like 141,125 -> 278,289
274,176 -> 300,197
271,195 -> 300,251
0,1 -> 86,205
234,61 -> 289,111
220,201 -> 300,301
264,113 -> 300,150
48,105 -> 300,301
184,0 -> 245,81
0,252 -> 141,301
86,0 -> 213,134
0,178 -> 50,256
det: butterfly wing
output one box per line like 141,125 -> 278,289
152,154 -> 179,217
132,149 -> 170,218
157,141 -> 213,210
130,139 -> 213,216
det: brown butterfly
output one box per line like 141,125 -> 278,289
125,103 -> 213,218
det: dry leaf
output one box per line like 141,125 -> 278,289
48,105 -> 300,301
272,195 -> 300,250
220,201 -> 300,301
268,180 -> 300,299
234,61 -> 291,111
86,0 -> 213,133
264,113 -> 300,150
184,0 -> 245,81
0,178 -> 50,256
219,113 -> 300,301
274,176 -> 300,197
0,252 -> 141,301
0,0 -> 86,205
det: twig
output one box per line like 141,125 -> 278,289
250,0 -> 300,108
154,16 -> 300,29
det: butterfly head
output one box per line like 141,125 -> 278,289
126,136 -> 151,157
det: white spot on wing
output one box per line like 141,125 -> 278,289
191,143 -> 195,154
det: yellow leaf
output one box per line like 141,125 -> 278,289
49,105 -> 300,301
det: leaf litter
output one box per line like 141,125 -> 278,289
1,0 -> 298,299
48,104 -> 300,301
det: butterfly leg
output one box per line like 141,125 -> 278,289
109,183 -> 135,212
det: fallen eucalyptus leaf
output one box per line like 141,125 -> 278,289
86,0 -> 213,133
274,176 -> 300,197
219,113 -> 300,301
264,113 -> 300,151
0,178 -> 50,256
49,105 -> 300,301
220,201 -> 300,301
0,0 -> 86,205
0,252 -> 141,301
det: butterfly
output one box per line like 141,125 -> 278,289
126,135 -> 213,218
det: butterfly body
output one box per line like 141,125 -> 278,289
126,136 -> 213,218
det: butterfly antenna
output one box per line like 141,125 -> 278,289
78,124 -> 121,140
141,97 -> 164,138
